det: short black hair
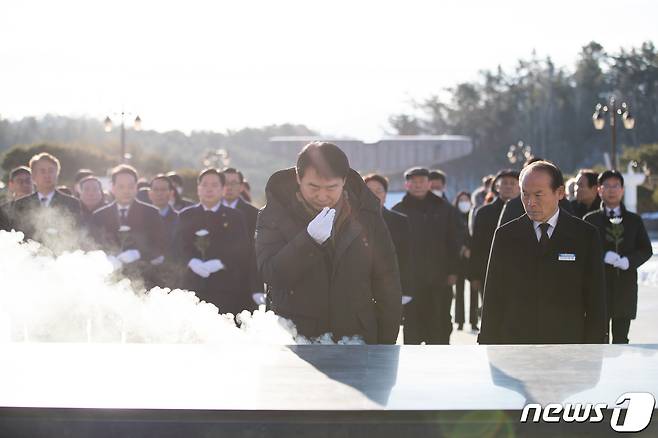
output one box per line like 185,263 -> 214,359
296,141 -> 350,179
363,173 -> 389,192
57,185 -> 73,196
577,169 -> 599,188
150,174 -> 175,191
75,169 -> 94,183
197,168 -> 226,185
523,156 -> 543,168
598,170 -> 624,187
221,167 -> 245,183
428,170 -> 446,184
9,166 -> 31,180
111,164 -> 139,184
453,191 -> 472,207
166,171 -> 183,187
404,167 -> 430,180
79,176 -> 103,192
493,169 -> 520,186
521,161 -> 564,191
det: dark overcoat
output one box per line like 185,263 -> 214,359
584,205 -> 652,319
256,168 -> 402,344
468,197 -> 504,283
479,210 -> 607,344
382,207 -> 414,296
392,191 -> 461,289
235,198 -> 259,242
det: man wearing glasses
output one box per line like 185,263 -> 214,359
584,170 -> 652,344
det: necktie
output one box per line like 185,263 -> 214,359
40,197 -> 48,207
119,208 -> 128,225
609,209 -> 615,219
538,222 -> 550,253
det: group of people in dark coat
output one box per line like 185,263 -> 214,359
1,152 -> 263,317
1,145 -> 653,346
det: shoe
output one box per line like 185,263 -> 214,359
471,324 -> 479,331
457,323 -> 464,331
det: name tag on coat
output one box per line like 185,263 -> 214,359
558,253 -> 576,262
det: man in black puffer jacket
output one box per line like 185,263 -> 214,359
255,141 -> 402,344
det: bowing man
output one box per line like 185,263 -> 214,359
92,165 -> 166,282
11,153 -> 81,249
175,168 -> 256,315
479,160 -> 607,345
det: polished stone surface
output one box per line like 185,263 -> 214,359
1,343 -> 657,411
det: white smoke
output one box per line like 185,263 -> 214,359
0,230 -> 363,345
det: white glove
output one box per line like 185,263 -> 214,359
117,249 -> 141,264
252,293 -> 266,305
306,207 -> 335,244
401,295 -> 413,305
604,251 -> 620,266
188,258 -> 210,278
204,259 -> 224,273
106,255 -> 123,271
150,255 -> 165,265
613,256 -> 630,271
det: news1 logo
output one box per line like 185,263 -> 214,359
520,392 -> 656,432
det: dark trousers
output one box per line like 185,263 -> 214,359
455,274 -> 480,325
404,284 -> 453,345
609,318 -> 631,344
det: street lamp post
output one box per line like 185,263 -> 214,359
202,148 -> 231,168
592,97 -> 635,170
104,112 -> 142,163
507,140 -> 532,167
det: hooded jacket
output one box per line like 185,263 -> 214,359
255,168 -> 402,343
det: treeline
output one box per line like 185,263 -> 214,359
0,116 -> 317,204
389,41 -> 658,177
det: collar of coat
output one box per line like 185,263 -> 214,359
516,208 -> 579,241
264,167 -> 380,218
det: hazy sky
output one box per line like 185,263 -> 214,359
2,0 -> 657,140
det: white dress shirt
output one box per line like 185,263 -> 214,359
222,198 -> 239,209
37,191 -> 55,207
202,202 -> 222,213
532,208 -> 560,242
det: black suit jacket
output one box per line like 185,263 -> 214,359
91,200 -> 166,261
11,191 -> 81,241
468,197 -> 505,282
570,195 -> 602,219
175,204 -> 256,314
479,209 -> 607,344
0,201 -> 12,231
235,198 -> 259,242
584,205 -> 652,319
382,207 -> 414,296
160,205 -> 179,253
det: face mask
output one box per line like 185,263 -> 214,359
432,190 -> 443,198
458,201 -> 472,213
